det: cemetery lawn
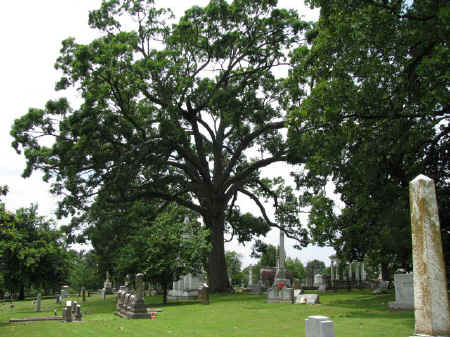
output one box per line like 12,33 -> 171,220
0,290 -> 414,337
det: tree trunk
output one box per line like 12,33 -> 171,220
381,262 -> 391,281
18,284 -> 25,300
163,283 -> 168,305
206,215 -> 230,293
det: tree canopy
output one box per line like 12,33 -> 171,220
11,0 -> 310,291
0,203 -> 70,299
115,204 -> 210,304
287,0 -> 449,277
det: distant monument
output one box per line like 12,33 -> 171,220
409,175 -> 450,336
116,273 -> 150,319
267,229 -> 294,303
103,271 -> 113,295
167,273 -> 204,300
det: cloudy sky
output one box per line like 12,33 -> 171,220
0,0 -> 334,267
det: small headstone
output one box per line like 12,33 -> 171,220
198,284 -> 209,305
61,285 -> 69,298
294,289 -> 303,297
63,304 -> 72,322
102,289 -> 106,300
74,304 -> 82,321
296,294 -> 320,305
305,316 -> 334,337
71,301 -> 78,313
56,293 -> 61,304
372,280 -> 387,294
388,273 -> 414,310
35,293 -> 41,312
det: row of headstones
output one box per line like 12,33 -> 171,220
330,260 -> 368,282
116,273 -> 150,319
62,300 -> 82,322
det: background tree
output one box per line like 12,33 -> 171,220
304,259 -> 325,286
115,204 -> 210,304
285,257 -> 305,281
12,0 -> 310,292
0,204 -> 70,299
68,250 -> 103,291
287,0 -> 449,278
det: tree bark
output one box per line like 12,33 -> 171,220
19,284 -> 25,300
381,262 -> 392,281
163,283 -> 168,305
206,214 -> 230,293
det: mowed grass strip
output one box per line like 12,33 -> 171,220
0,290 -> 414,337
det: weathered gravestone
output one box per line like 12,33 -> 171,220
103,271 -> 113,295
305,316 -> 334,337
198,284 -> 209,305
63,301 -> 72,322
35,293 -> 41,312
296,294 -> 320,305
124,273 -> 150,319
314,274 -> 327,292
409,175 -> 450,336
74,304 -> 82,321
167,273 -> 204,300
61,285 -> 69,298
388,273 -> 414,310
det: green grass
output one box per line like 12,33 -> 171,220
0,290 -> 414,337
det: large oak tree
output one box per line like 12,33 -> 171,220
12,0 -> 309,291
287,0 -> 449,277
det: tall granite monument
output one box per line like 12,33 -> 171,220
409,174 -> 450,336
267,229 -> 294,303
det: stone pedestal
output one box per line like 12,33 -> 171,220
267,286 -> 294,303
388,274 -> 414,310
410,175 -> 450,336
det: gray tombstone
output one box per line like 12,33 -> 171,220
64,301 -> 73,322
103,271 -> 113,295
74,304 -> 82,321
56,293 -> 61,304
314,274 -> 327,292
409,175 -> 450,336
198,284 -> 209,305
81,287 -> 86,302
388,273 -> 414,310
35,293 -> 41,312
305,315 -> 334,337
296,294 -> 320,305
123,273 -> 150,319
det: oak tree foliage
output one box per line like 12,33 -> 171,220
11,0 -> 309,291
